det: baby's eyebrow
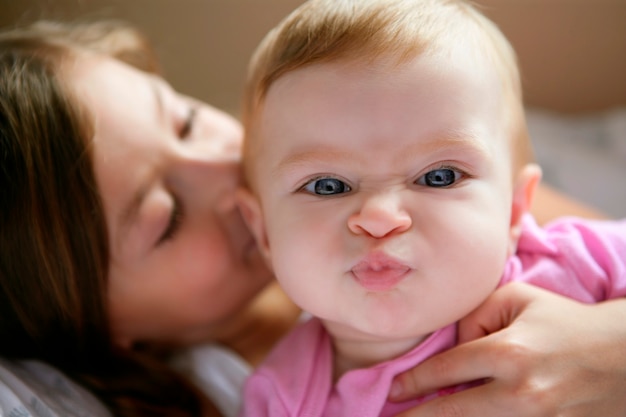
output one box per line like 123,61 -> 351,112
274,130 -> 490,175
400,130 -> 492,160
274,147 -> 350,175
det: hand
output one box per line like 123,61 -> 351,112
389,282 -> 626,417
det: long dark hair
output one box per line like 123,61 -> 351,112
0,20 -> 209,417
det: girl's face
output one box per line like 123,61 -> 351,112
70,54 -> 273,346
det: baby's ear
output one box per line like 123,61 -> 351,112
509,163 -> 542,255
236,188 -> 272,262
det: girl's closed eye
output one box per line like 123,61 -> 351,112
178,107 -> 197,139
158,196 -> 184,245
301,177 -> 352,196
416,166 -> 465,188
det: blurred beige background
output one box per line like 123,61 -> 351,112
1,0 -> 625,115
2,0 -> 626,215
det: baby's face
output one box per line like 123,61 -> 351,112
247,47 -> 518,343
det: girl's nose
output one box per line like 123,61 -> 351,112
170,147 -> 241,205
194,105 -> 243,161
347,192 -> 412,238
195,127 -> 242,162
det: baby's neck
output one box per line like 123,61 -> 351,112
330,333 -> 428,382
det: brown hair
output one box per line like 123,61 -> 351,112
0,20 -> 207,417
242,0 -> 533,178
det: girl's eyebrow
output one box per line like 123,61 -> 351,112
114,78 -> 163,250
116,181 -> 150,251
118,184 -> 149,237
150,77 -> 165,122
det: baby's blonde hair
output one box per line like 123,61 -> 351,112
242,0 -> 533,179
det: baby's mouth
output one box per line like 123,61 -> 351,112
351,252 -> 410,291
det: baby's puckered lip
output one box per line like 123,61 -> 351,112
350,251 -> 411,291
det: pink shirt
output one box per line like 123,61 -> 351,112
240,215 -> 626,417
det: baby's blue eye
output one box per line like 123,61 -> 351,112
304,178 -> 351,195
418,168 -> 460,187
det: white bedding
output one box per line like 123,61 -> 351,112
527,107 -> 626,218
172,343 -> 251,417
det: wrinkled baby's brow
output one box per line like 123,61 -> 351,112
275,130 -> 490,174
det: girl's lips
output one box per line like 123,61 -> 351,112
351,253 -> 410,291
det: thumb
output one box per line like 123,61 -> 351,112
458,282 -> 533,344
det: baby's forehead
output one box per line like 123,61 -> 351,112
266,50 -> 519,157
269,38 -> 505,101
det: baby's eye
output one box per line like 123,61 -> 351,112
417,168 -> 462,187
303,177 -> 352,195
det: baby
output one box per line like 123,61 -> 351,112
236,0 -> 626,415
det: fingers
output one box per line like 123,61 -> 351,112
389,283 -> 541,403
389,335 -> 496,402
393,382 -> 532,417
390,285 -> 626,417
457,282 -> 534,343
